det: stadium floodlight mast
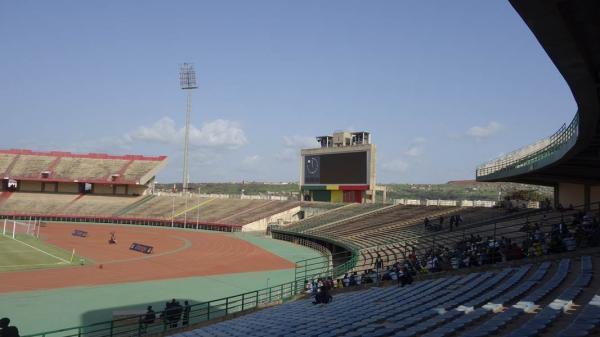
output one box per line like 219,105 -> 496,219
179,63 -> 198,196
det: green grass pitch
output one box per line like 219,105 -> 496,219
0,234 -> 81,272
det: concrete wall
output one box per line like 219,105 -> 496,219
92,184 -> 145,196
58,182 -> 79,193
42,182 -> 58,193
129,185 -> 146,196
242,206 -> 302,232
94,184 -> 113,195
20,181 -> 42,192
115,185 -> 127,195
557,183 -> 585,207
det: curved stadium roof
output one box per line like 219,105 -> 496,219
476,0 -> 600,186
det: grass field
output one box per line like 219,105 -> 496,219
0,234 -> 84,272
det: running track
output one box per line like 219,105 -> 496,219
0,223 -> 295,293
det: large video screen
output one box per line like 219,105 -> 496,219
304,151 -> 367,184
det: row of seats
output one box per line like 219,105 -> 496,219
0,152 -> 164,183
285,203 -> 387,233
169,256 -> 599,337
0,192 -> 302,226
297,206 -> 510,249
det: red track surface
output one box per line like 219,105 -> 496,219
0,223 -> 294,293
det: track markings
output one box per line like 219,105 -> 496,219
0,262 -> 66,269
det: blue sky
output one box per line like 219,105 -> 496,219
0,1 -> 576,184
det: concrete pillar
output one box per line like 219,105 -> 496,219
585,184 -> 591,211
557,183 -> 585,208
591,185 -> 600,209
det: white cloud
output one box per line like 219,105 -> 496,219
381,159 -> 409,172
125,117 -> 247,149
276,148 -> 298,161
466,121 -> 502,139
283,135 -> 317,148
242,155 -> 261,166
404,137 -> 426,157
126,117 -> 178,144
277,135 -> 317,161
236,155 -> 263,173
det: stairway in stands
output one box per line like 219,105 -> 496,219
113,194 -> 156,216
0,191 -> 13,207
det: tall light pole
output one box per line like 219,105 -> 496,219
179,63 -> 198,193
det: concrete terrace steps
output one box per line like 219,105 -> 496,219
113,194 -> 157,216
285,203 -> 388,233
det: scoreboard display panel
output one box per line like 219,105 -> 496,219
304,151 -> 367,184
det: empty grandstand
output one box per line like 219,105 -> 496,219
0,192 -> 305,231
0,149 -> 308,231
0,149 -> 167,195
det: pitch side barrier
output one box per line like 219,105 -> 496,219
20,202 -> 600,337
20,272 -> 330,337
0,212 -> 242,232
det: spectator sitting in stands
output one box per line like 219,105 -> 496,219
325,277 -> 334,289
399,266 -> 413,287
361,270 -> 373,284
313,286 -> 332,305
382,266 -> 393,281
353,272 -> 362,286
0,318 -> 19,337
342,273 -> 350,287
305,279 -> 313,294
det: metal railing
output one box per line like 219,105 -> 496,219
22,279 -> 310,337
0,213 -> 241,232
476,113 -> 579,178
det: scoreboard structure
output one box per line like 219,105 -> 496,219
300,131 -> 377,203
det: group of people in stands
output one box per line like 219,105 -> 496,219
336,259 -> 414,289
416,210 -> 600,274
141,299 -> 191,331
424,214 -> 463,232
305,278 -> 333,304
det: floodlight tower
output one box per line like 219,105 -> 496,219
179,63 -> 198,193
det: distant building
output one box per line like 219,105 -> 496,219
300,131 -> 384,203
